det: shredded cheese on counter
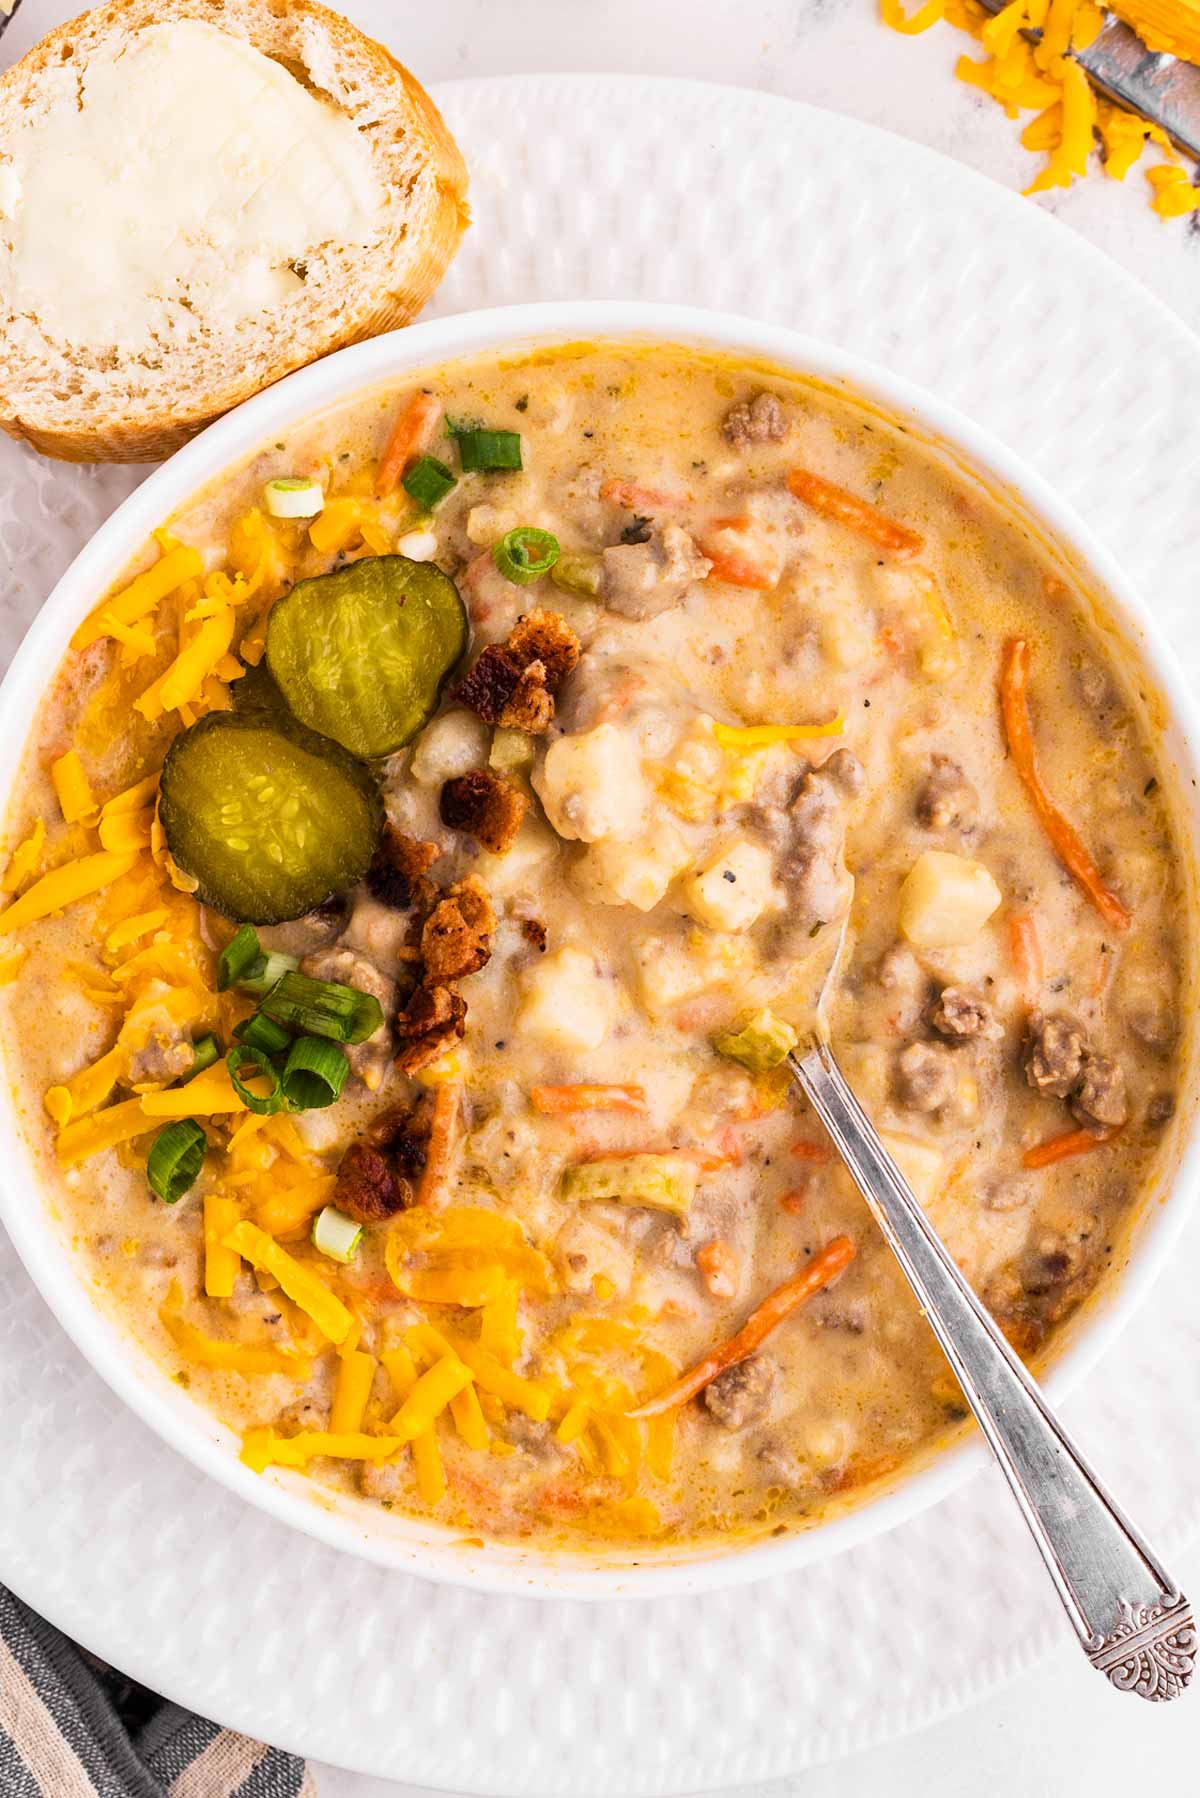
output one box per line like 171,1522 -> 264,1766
881,0 -> 1200,215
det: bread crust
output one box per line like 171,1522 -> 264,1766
0,0 -> 469,462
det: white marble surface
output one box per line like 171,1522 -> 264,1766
2,2 -> 1197,1793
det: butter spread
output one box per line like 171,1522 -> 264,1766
0,20 -> 383,351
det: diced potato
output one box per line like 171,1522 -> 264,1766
409,709 -> 490,787
572,826 -> 690,913
395,527 -> 438,562
519,947 -> 617,1051
633,932 -> 753,1014
475,818 -> 558,896
875,565 -> 958,680
534,724 -> 649,843
898,850 -> 1001,949
878,1131 -> 944,1207
682,837 -> 780,933
822,601 -> 876,672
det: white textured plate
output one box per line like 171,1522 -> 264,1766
1,74 -> 1199,1793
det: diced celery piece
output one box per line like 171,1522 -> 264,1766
561,1153 -> 697,1217
489,726 -> 534,772
551,550 -> 604,598
712,1007 -> 798,1074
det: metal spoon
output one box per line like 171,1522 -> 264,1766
787,923 -> 1195,1701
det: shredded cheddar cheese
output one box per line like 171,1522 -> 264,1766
330,1350 -> 378,1434
387,1353 -> 473,1438
141,1064 -> 244,1117
223,1221 -> 354,1346
56,1097 -> 154,1166
2,820 -> 45,894
71,543 -> 204,652
713,715 -> 845,750
50,751 -> 97,825
160,1293 -> 309,1379
137,606 -> 235,721
241,1429 -> 405,1472
381,1347 -> 446,1504
0,850 -> 140,935
1110,0 -> 1200,58
203,1193 -> 242,1299
0,946 -> 28,987
881,0 -> 1200,214
44,1042 -> 128,1129
98,806 -> 155,855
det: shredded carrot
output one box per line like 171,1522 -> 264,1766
1000,639 -> 1131,932
531,1083 -> 647,1115
628,1236 -> 856,1417
1023,1126 -> 1118,1170
416,1080 -> 461,1208
696,1239 -> 739,1299
715,1124 -> 744,1167
704,551 -> 776,590
1009,910 -> 1044,1004
791,1138 -> 831,1164
599,478 -> 681,511
787,468 -> 923,556
779,1190 -> 808,1215
375,391 -> 443,497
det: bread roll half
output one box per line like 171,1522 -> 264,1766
0,0 -> 469,461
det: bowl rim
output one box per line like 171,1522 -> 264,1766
1,298 -> 1197,1601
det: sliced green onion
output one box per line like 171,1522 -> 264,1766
457,428 -> 522,474
311,1204 -> 363,1264
217,925 -> 265,992
233,1012 -> 292,1057
226,1044 -> 287,1116
493,527 -> 560,585
264,476 -> 325,520
147,1119 -> 207,1203
238,949 -> 301,998
181,1035 -> 220,1082
402,454 -> 457,511
280,1035 -> 349,1111
259,970 -> 384,1045
551,549 -> 604,598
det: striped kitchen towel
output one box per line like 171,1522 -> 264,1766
0,1586 -> 315,1797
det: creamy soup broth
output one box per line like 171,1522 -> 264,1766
0,345 -> 1187,1550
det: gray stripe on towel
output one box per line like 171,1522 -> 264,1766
0,1728 -> 45,1798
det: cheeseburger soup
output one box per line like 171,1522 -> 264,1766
0,345 -> 1186,1550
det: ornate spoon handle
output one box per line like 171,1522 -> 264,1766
791,1040 -> 1195,1701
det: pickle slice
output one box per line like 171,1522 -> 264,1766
266,555 -> 468,759
159,712 -> 383,924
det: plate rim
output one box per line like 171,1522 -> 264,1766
0,71 -> 1197,1789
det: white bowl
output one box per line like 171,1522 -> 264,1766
1,302 -> 1197,1600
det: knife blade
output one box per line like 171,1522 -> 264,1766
0,0 -> 24,47
974,0 -> 1200,162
